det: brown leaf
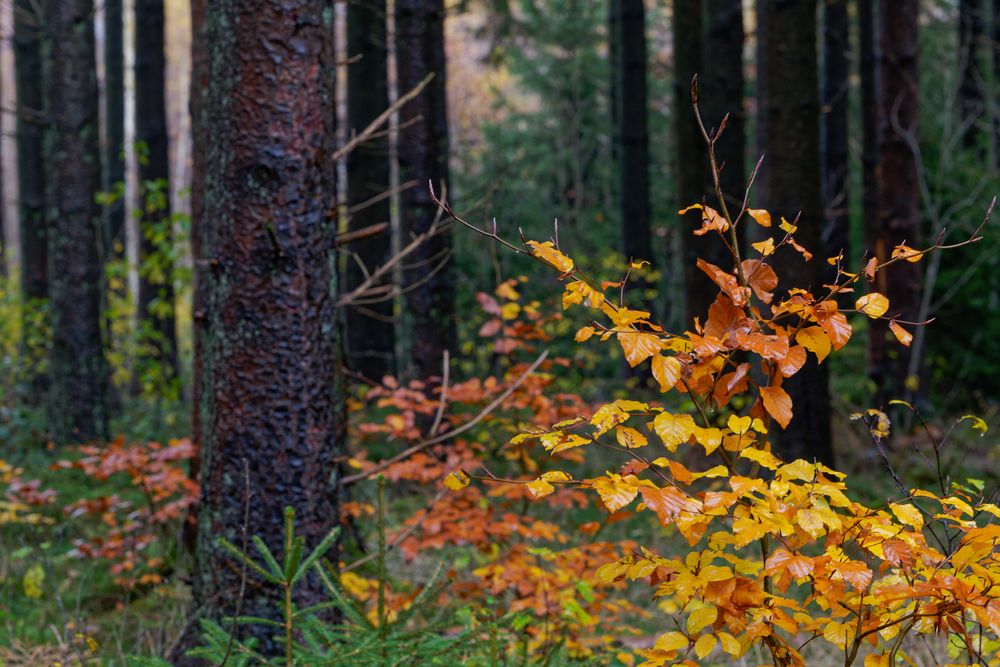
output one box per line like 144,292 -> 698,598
760,385 -> 793,429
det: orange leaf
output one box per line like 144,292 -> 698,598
795,326 -> 831,363
765,548 -> 814,579
863,257 -> 878,281
527,240 -> 574,273
747,208 -> 772,227
591,474 -> 640,512
777,345 -> 807,378
697,259 -> 750,307
639,486 -> 689,525
760,385 -> 793,429
891,243 -> 923,262
888,320 -> 912,346
618,330 -> 662,367
741,259 -> 778,303
651,354 -> 682,392
680,203 -> 729,236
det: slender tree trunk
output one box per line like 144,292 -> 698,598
104,0 -> 125,260
702,0 -> 745,244
757,0 -> 834,466
618,0 -> 651,268
397,0 -> 454,381
192,0 -> 341,654
44,0 -> 109,444
674,0 -> 711,324
821,0 -> 850,266
994,0 -> 1000,169
135,0 -> 178,377
609,0 -> 621,168
871,0 -> 921,406
345,0 -> 395,380
958,0 -> 985,149
859,0 -> 879,266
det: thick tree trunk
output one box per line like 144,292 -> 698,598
397,0 -> 454,381
44,0 -> 109,444
345,0 -> 395,380
135,0 -> 178,377
674,0 -> 711,325
104,0 -> 126,260
871,0 -> 921,406
757,0 -> 834,466
958,0 -> 985,149
193,0 -> 341,654
702,0 -> 746,248
14,0 -> 46,302
821,0 -> 850,265
617,0 -> 651,268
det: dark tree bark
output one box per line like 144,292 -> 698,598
821,0 -> 850,265
397,0 -> 454,381
345,0 -> 395,380
104,0 -> 126,258
756,0 -> 834,466
617,0 -> 651,268
958,0 -> 985,149
674,0 -> 711,325
135,0 -> 178,376
192,0 -> 341,654
994,0 -> 1000,169
859,0 -> 878,267
702,0 -> 746,247
609,0 -> 621,167
44,0 -> 109,444
14,0 -> 47,302
870,0 -> 921,406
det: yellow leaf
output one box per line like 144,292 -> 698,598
653,631 -> 689,652
889,502 -> 924,531
618,330 -> 663,368
796,326 -> 831,363
691,464 -> 728,480
575,326 -> 596,342
752,237 -> 776,256
527,471 -> 572,499
856,292 -> 889,318
739,446 -> 781,470
717,631 -> 741,657
591,474 -> 640,512
959,414 -> 988,435
865,653 -> 890,667
778,459 -> 816,482
539,432 -> 591,454
527,240 -> 574,273
444,470 -> 470,491
888,320 -> 912,346
500,301 -> 521,320
686,605 -> 718,634
630,259 -> 650,269
616,426 -> 648,449
562,280 -> 605,310
748,208 -> 772,227
891,243 -> 923,262
694,634 -> 716,660
653,412 -> 697,451
779,216 -> 797,233
727,414 -> 752,435
651,354 -> 682,392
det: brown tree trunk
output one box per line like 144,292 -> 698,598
44,0 -> 109,444
674,0 -> 711,325
617,0 -> 651,267
397,0 -> 454,381
345,0 -> 395,380
192,0 -> 341,654
821,0 -> 850,265
958,0 -> 985,149
871,0 -> 921,406
104,0 -> 126,260
757,0 -> 834,466
135,0 -> 178,378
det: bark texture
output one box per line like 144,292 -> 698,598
194,0 -> 342,654
859,0 -> 878,269
44,0 -> 109,444
104,0 -> 126,258
345,0 -> 395,380
135,0 -> 178,375
821,0 -> 850,265
958,0 -> 985,149
397,0 -> 455,380
756,0 -> 834,466
871,0 -> 921,405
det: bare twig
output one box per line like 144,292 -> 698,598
332,73 -> 434,162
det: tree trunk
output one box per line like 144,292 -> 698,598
958,0 -> 985,149
674,0 -> 711,325
871,0 -> 921,406
193,0 -> 341,654
345,0 -> 395,380
104,0 -> 125,261
397,0 -> 454,381
617,0 -> 651,268
135,0 -> 178,377
821,0 -> 850,266
44,0 -> 109,444
757,0 -> 834,466
859,0 -> 878,271
994,0 -> 1000,169
702,0 -> 746,249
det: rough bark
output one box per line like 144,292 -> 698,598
871,0 -> 921,406
193,0 -> 341,655
104,0 -> 126,259
756,0 -> 834,466
674,0 -> 711,325
702,0 -> 746,250
135,0 -> 178,376
821,0 -> 850,265
345,0 -> 395,380
617,0 -> 651,268
44,0 -> 109,444
958,0 -> 985,149
397,0 -> 454,381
